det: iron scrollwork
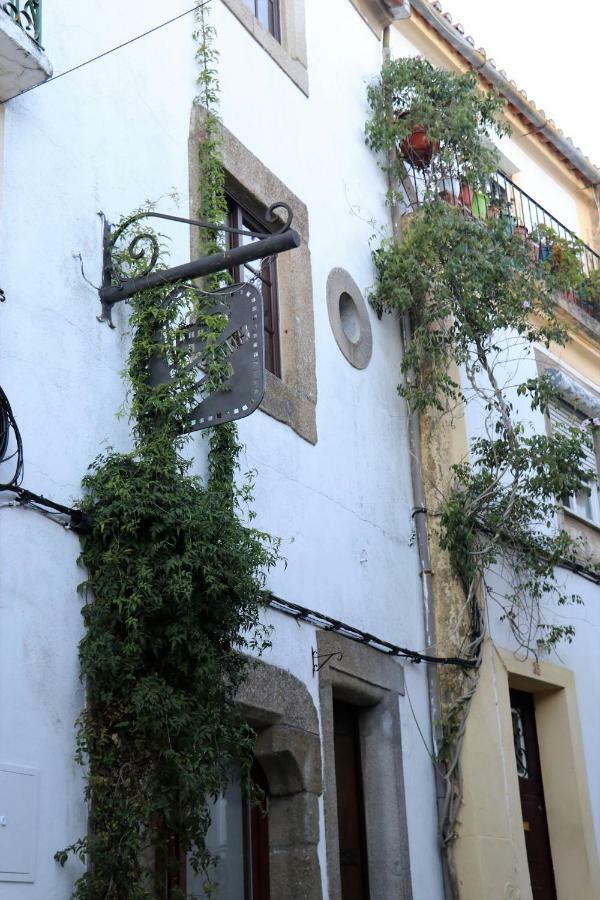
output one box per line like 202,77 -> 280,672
103,204 -> 293,287
2,0 -> 42,43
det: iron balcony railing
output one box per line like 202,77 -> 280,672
2,0 -> 41,44
400,159 -> 600,321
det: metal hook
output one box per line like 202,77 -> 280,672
312,649 -> 343,675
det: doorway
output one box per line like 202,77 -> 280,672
333,700 -> 370,900
510,689 -> 557,900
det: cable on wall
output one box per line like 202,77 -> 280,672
268,594 -> 478,668
0,2 -> 210,105
0,384 -> 90,531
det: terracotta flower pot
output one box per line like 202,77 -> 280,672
401,125 -> 437,169
459,183 -> 473,208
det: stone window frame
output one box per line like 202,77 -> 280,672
190,108 -> 318,444
236,658 -> 323,900
535,348 -> 600,558
221,0 -> 309,96
317,630 -> 413,900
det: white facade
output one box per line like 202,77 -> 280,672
0,1 -> 598,899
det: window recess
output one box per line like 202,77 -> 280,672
227,194 -> 282,378
548,401 -> 600,526
241,0 -> 281,40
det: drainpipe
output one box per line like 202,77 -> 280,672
381,24 -> 452,900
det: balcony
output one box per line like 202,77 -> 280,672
400,159 -> 600,324
0,1 -> 52,101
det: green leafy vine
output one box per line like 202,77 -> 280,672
366,56 -> 598,894
57,5 -> 279,897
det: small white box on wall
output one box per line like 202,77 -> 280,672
0,764 -> 40,883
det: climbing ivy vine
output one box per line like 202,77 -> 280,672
366,56 -> 598,896
57,4 -> 279,897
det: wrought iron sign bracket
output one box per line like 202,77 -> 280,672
312,649 -> 344,676
98,204 -> 300,328
96,202 -> 300,432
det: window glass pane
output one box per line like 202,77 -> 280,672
188,782 -> 245,899
511,707 -> 529,778
255,0 -> 270,30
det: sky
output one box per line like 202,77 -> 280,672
435,0 -> 599,166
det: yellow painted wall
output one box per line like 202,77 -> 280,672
455,644 -> 600,900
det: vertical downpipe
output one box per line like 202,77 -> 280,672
381,25 -> 452,900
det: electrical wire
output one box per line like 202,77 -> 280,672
0,2 -> 210,105
268,594 -> 478,668
0,385 -> 24,487
0,384 -> 89,531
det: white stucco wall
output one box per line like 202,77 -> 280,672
0,1 -> 444,897
3,2 -> 595,897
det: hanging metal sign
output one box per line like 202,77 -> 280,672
96,203 -> 300,429
149,282 -> 265,431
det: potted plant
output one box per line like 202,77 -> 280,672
580,267 -> 600,316
401,124 -> 437,168
471,190 -> 488,220
513,223 -> 528,239
532,225 -> 585,296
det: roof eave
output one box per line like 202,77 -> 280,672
404,0 -> 600,188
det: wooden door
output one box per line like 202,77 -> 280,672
333,700 -> 370,900
510,689 -> 557,900
244,757 -> 271,900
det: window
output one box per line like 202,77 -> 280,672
187,759 -> 271,899
241,0 -> 281,40
220,0 -> 308,95
191,111 -> 317,442
548,401 -> 600,525
227,194 -> 282,378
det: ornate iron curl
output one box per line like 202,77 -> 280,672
2,0 -> 41,43
98,203 -> 298,327
103,203 -> 293,285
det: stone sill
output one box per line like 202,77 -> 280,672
0,8 -> 52,102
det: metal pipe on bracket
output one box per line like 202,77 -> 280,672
99,229 -> 301,306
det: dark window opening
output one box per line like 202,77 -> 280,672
227,194 -> 282,378
333,700 -> 370,900
241,0 -> 281,41
510,690 -> 557,900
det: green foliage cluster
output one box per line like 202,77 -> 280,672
582,266 -> 600,310
57,5 -> 279,896
371,202 -> 569,413
532,223 -> 587,295
366,58 -> 596,654
56,233 -> 278,900
365,57 -> 509,195
366,59 -> 598,884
